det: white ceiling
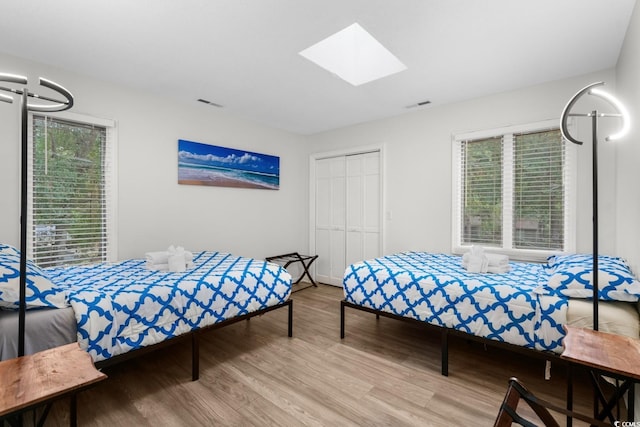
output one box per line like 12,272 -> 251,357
0,0 -> 636,135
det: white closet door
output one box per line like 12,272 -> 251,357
315,157 -> 346,286
346,152 -> 380,266
314,150 -> 381,288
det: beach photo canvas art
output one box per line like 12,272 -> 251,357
178,139 -> 280,190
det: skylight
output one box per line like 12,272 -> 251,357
299,23 -> 407,86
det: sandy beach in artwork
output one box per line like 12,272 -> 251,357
179,177 -> 274,189
178,164 -> 279,190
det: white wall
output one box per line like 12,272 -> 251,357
615,1 -> 640,273
306,69 -> 620,258
0,53 -> 309,260
1,39 -> 636,268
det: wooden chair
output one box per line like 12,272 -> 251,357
494,377 -> 609,427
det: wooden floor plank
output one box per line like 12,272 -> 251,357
39,284 -> 595,426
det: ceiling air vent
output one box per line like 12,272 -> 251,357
197,98 -> 223,108
406,100 -> 431,109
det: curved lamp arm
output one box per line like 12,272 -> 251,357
28,77 -> 74,112
0,72 -> 28,85
0,94 -> 14,104
589,87 -> 630,141
0,73 -> 74,112
560,81 -> 604,145
0,73 -> 29,104
561,81 -> 630,144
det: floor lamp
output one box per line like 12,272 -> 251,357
560,81 -> 630,331
0,73 -> 73,356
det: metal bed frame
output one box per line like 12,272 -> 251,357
96,299 -> 293,381
340,299 -> 563,377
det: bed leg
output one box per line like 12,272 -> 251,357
192,332 -> 200,381
287,300 -> 293,337
340,300 -> 345,339
441,329 -> 449,376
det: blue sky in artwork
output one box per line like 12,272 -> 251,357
178,139 -> 279,175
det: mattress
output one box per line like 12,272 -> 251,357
43,251 -> 291,362
566,299 -> 639,339
345,252 -> 617,354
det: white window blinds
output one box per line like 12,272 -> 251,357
460,136 -> 503,247
513,129 -> 565,250
453,120 -> 575,260
28,114 -> 115,267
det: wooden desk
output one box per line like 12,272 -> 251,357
0,343 -> 107,426
562,326 -> 640,424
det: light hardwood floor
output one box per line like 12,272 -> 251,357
45,284 -> 595,426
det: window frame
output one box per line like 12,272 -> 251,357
27,111 -> 118,265
451,119 -> 577,262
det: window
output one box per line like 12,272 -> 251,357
452,119 -> 575,260
28,113 -> 116,267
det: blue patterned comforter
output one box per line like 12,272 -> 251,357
343,252 -> 568,353
46,252 -> 292,361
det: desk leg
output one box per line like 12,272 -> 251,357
589,372 -> 632,423
630,382 -> 635,421
597,380 -> 633,422
567,363 -> 573,427
70,394 -> 77,427
593,372 -> 599,421
36,403 -> 53,427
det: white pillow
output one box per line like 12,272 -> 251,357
546,254 -> 640,301
0,253 -> 68,309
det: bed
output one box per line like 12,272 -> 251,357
340,251 -> 640,376
0,247 -> 293,380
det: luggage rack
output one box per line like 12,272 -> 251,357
265,252 -> 318,292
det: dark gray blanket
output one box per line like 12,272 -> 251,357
0,307 -> 76,360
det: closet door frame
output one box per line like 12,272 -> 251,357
309,144 -> 385,286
